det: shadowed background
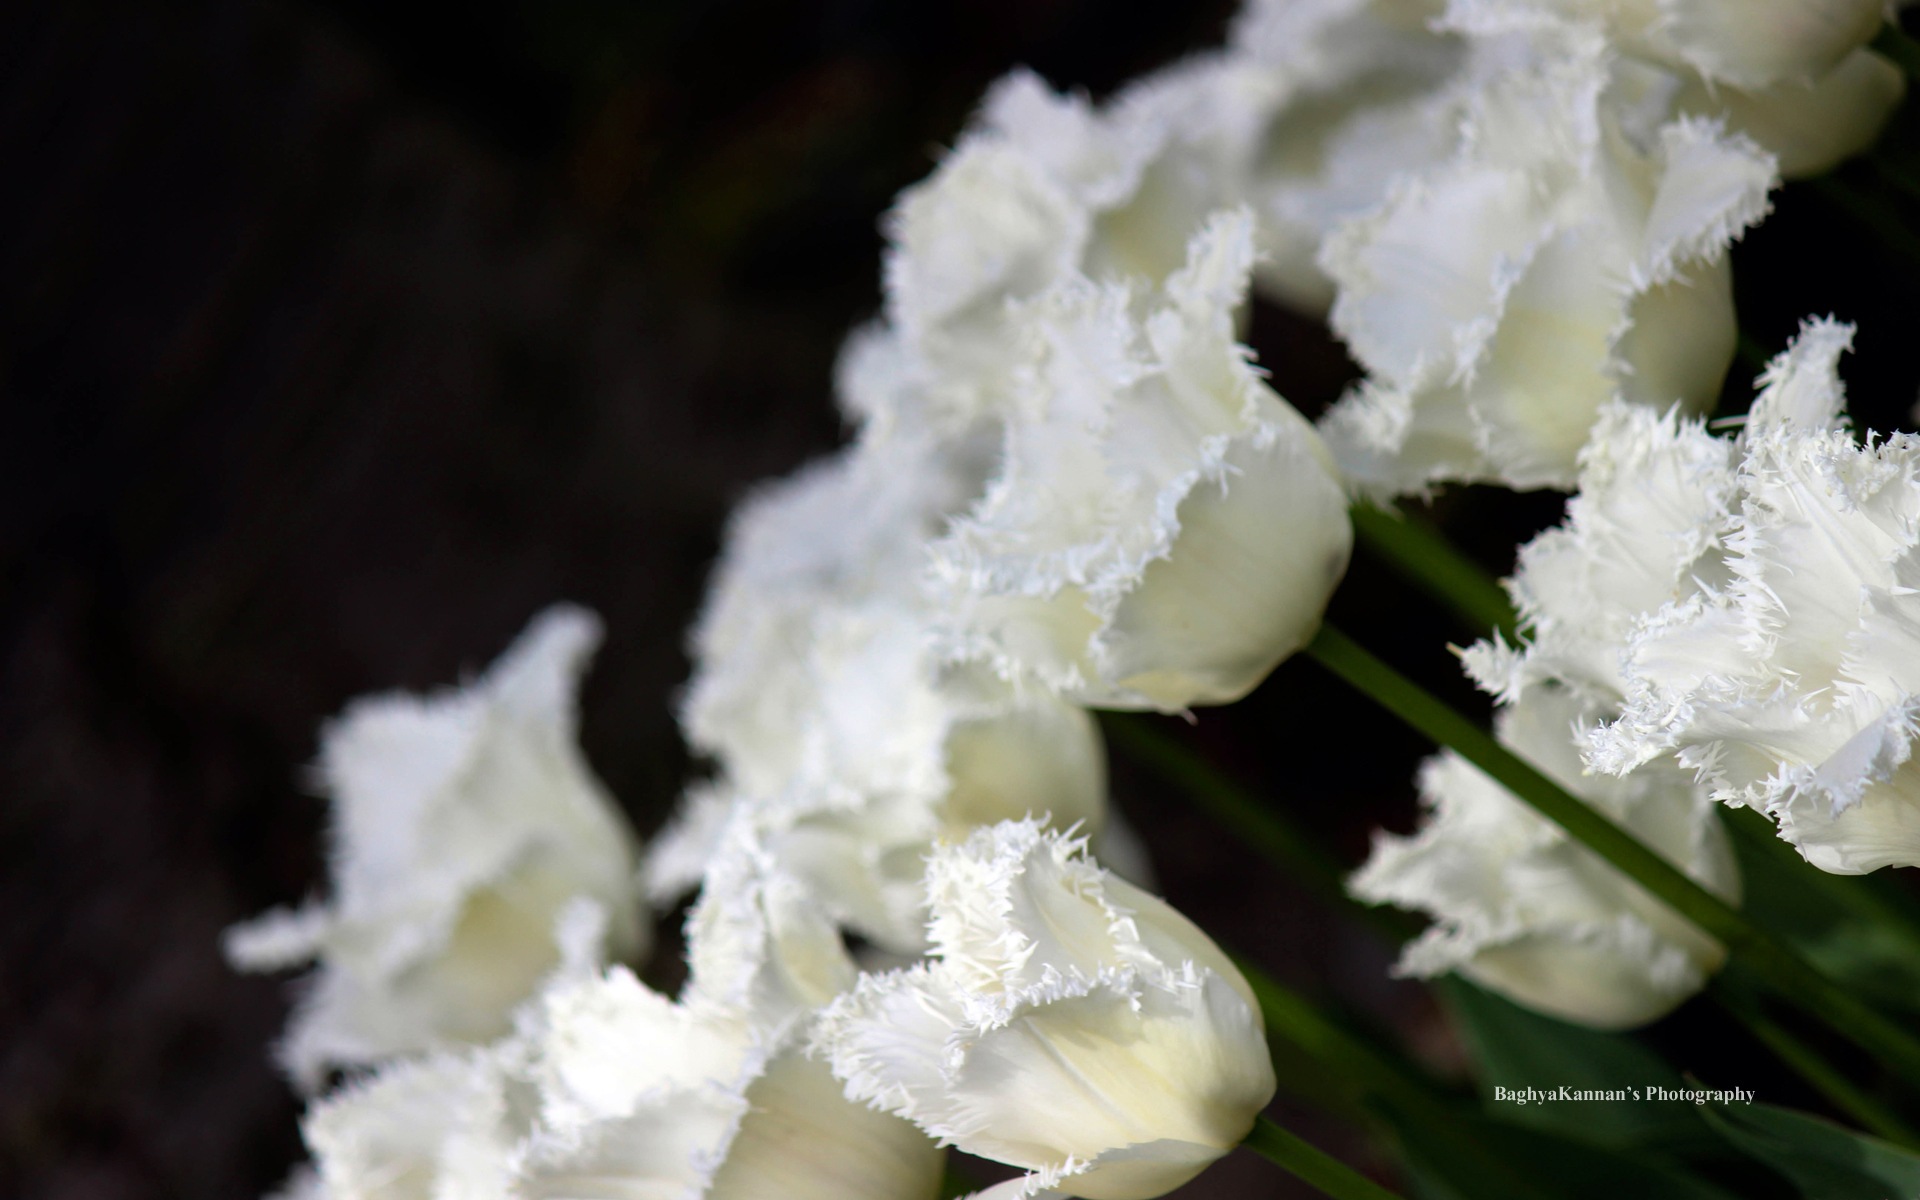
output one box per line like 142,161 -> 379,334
7,2 -> 1920,1197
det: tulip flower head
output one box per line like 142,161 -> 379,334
1318,27 -> 1775,495
814,819 -> 1276,1200
929,210 -> 1352,711
224,606 -> 646,1087
1357,398 -> 1742,1027
1595,321 -> 1920,873
1353,686 -> 1737,1028
514,840 -> 943,1200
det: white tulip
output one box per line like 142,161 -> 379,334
224,606 -> 645,1087
1359,394 -> 1744,1026
1595,321 -> 1920,873
814,819 -> 1275,1200
515,843 -> 943,1200
1352,686 -> 1737,1028
664,438 -> 1110,950
1318,28 -> 1775,495
929,210 -> 1351,711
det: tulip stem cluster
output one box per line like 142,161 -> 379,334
1305,622 -> 1920,1085
1243,1115 -> 1407,1200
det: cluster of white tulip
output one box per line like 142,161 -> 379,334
232,0 -> 1915,1196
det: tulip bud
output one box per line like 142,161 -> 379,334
814,819 -> 1275,1200
224,606 -> 645,1087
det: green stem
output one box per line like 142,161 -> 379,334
1234,953 -> 1445,1113
1244,1115 -> 1407,1200
1872,24 -> 1920,79
1711,985 -> 1920,1148
1303,622 -> 1920,1085
1350,502 -> 1518,639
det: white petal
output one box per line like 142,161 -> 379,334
814,822 -> 1273,1198
1673,49 -> 1904,179
227,606 -> 645,1085
1353,687 -> 1735,1028
303,1050 -> 519,1200
1645,0 -> 1887,89
933,211 -> 1350,709
942,972 -> 1272,1200
705,1049 -> 944,1200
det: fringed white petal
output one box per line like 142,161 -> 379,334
1671,48 -> 1904,179
931,211 -> 1350,710
1319,29 -> 1774,495
813,821 -> 1273,1200
1352,687 -> 1735,1028
1475,399 -> 1736,702
226,606 -> 645,1087
1596,322 -> 1920,872
302,1049 -> 522,1200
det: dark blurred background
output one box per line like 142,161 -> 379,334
8,2 -> 1920,1197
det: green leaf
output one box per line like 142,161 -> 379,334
1387,1102 -> 1746,1200
1438,977 -> 1699,1147
1701,1101 -> 1920,1199
1724,808 -> 1920,1016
